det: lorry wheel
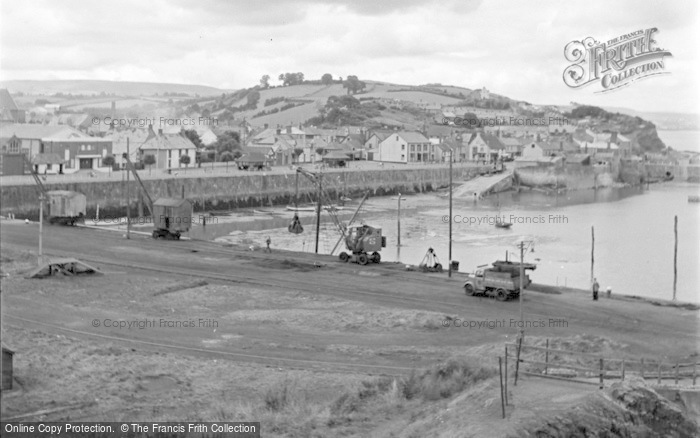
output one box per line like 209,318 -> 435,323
435,263 -> 443,272
358,254 -> 369,265
339,252 -> 349,262
152,231 -> 159,239
496,288 -> 508,301
464,284 -> 475,295
372,252 -> 381,263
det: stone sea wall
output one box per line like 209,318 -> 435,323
0,165 -> 488,220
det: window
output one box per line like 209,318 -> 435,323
410,145 -> 415,152
81,145 -> 85,151
9,139 -> 20,154
401,144 -> 405,151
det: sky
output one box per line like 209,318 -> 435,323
1,0 -> 699,114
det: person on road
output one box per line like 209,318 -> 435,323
592,278 -> 600,301
265,236 -> 272,253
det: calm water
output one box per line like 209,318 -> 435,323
194,183 -> 700,303
657,130 -> 700,153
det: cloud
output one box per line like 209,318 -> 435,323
0,0 -> 697,112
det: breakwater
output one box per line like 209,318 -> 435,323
0,165 -> 488,220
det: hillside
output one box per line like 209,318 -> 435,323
194,80 -> 523,131
563,105 -> 667,152
0,79 -> 228,97
3,78 -> 671,151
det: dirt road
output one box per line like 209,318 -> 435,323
2,221 -> 697,368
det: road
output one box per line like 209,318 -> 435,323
2,220 -> 698,376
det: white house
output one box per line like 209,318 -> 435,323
521,142 -> 544,160
467,132 -> 505,162
376,132 -> 431,163
363,131 -> 392,161
138,127 -> 197,169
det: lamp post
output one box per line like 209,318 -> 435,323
448,147 -> 453,278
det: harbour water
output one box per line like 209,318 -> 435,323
192,182 -> 700,304
657,130 -> 700,153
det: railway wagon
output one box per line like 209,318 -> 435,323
46,190 -> 86,225
152,198 -> 192,239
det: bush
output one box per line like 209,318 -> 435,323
264,382 -> 289,412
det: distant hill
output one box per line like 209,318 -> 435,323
0,79 -> 230,97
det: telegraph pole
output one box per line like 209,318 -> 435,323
126,139 -> 131,239
673,215 -> 678,301
38,193 -> 44,263
448,148 -> 453,278
314,172 -> 322,253
590,226 -> 594,286
519,241 -> 524,334
397,192 -> 401,248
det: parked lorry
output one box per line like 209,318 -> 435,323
463,260 -> 536,301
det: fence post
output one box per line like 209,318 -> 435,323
621,359 -> 625,381
545,339 -> 549,376
675,361 -> 679,386
499,357 -> 506,419
693,361 -> 697,387
514,335 -> 523,386
641,358 -> 645,380
658,360 -> 662,385
599,358 -> 604,389
504,345 -> 508,406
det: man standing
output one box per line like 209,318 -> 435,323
592,278 -> 600,301
265,236 -> 272,253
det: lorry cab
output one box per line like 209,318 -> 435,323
471,269 -> 484,287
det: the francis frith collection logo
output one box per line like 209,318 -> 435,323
563,27 -> 672,93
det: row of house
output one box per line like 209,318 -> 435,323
0,123 -> 113,175
0,123 -> 198,176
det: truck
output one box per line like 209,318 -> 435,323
463,260 -> 536,301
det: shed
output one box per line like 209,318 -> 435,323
46,190 -> 87,223
31,153 -> 65,174
322,150 -> 351,167
1,345 -> 14,391
152,198 -> 193,236
236,152 -> 271,170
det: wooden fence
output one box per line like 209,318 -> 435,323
505,338 -> 698,389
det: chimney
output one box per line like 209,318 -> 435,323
264,123 -> 269,129
276,128 -> 282,135
286,126 -> 292,134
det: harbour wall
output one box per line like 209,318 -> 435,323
515,163 -> 700,189
0,165 -> 489,220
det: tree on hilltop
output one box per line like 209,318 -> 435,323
343,75 -> 366,95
